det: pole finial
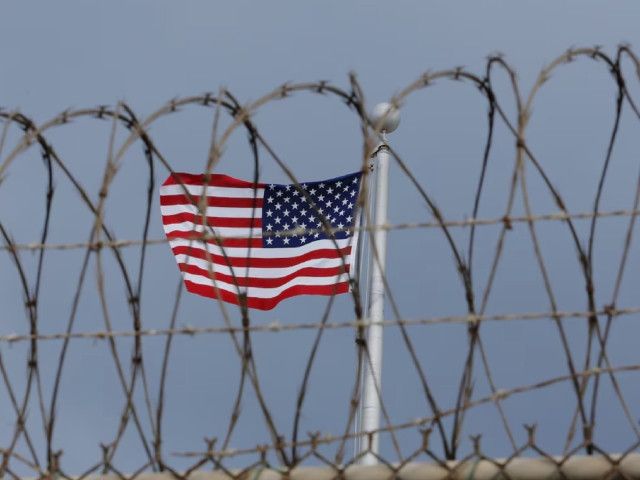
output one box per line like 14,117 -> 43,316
370,102 -> 400,134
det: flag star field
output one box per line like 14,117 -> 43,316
262,173 -> 361,248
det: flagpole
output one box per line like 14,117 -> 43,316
359,103 -> 399,466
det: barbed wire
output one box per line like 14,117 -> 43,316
1,44 -> 640,479
0,306 -> 638,343
2,207 -> 639,252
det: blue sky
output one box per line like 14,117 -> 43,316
1,1 -> 640,476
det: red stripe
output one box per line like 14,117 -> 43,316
183,280 -> 350,310
178,263 -> 350,288
162,172 -> 266,189
171,244 -> 352,268
162,212 -> 261,228
160,194 -> 263,209
167,233 -> 262,248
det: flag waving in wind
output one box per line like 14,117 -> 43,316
160,171 -> 363,310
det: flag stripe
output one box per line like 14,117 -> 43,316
169,241 -> 352,263
163,224 -> 262,238
161,205 -> 261,218
161,212 -> 262,228
167,235 -> 263,249
160,183 -> 266,198
183,271 -> 351,297
174,253 -> 349,278
183,280 -> 349,310
162,172 -> 266,189
178,263 -> 349,288
160,194 -> 263,209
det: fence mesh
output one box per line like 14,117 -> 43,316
1,45 -> 640,479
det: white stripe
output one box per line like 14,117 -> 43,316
160,184 -> 265,198
161,204 -> 262,218
183,271 -> 351,298
175,254 -> 350,278
168,237 -> 355,259
163,222 -> 260,239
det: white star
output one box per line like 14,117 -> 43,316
300,222 -> 307,231
292,189 -> 300,196
343,185 -> 349,191
277,190 -> 283,197
285,185 -> 291,191
336,181 -> 342,187
300,236 -> 307,243
310,188 -> 316,195
300,208 -> 307,216
283,209 -> 290,217
338,222 -> 344,229
266,237 -> 273,245
283,237 -> 290,245
350,190 -> 356,197
314,232 -> 320,239
275,203 -> 282,210
275,217 -> 281,224
352,177 -> 358,183
284,196 -> 291,203
283,223 -> 290,230
334,206 -> 340,213
266,224 -> 273,231
342,199 -> 348,205
318,194 -> 325,201
326,200 -> 333,207
292,216 -> 298,223
267,197 -> 274,204
269,184 -> 275,189
348,202 -> 353,209
339,209 -> 345,216
319,182 -> 325,188
266,210 -> 273,217
334,193 -> 341,200
346,215 -> 353,222
292,202 -> 299,209
327,187 -> 334,194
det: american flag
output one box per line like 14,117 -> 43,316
160,171 -> 363,310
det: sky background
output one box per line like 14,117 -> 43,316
1,1 -> 640,476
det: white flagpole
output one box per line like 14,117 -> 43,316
359,103 -> 399,466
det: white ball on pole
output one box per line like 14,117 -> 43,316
370,102 -> 400,133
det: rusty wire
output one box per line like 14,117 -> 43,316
1,45 -> 640,479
